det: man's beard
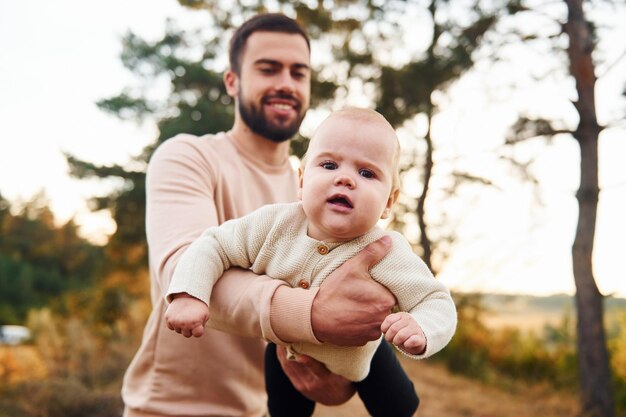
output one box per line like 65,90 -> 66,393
238,92 -> 306,143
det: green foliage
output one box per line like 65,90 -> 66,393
97,92 -> 153,121
64,153 -> 149,270
109,23 -> 235,143
377,12 -> 497,127
67,21 -> 237,265
0,254 -> 65,322
438,293 -> 493,378
440,293 -> 576,384
610,312 -> 626,413
613,375 -> 626,415
505,116 -> 570,145
0,194 -> 105,325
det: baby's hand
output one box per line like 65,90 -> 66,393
381,312 -> 426,355
165,293 -> 209,338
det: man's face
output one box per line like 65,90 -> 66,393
231,31 -> 311,142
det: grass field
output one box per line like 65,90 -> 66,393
470,292 -> 626,332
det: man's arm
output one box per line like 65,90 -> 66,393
147,135 -> 287,340
208,236 -> 396,346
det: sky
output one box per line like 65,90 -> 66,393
1,0 -> 625,298
0,0 -> 197,238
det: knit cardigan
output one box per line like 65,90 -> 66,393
168,201 -> 457,381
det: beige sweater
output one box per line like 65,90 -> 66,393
168,202 -> 457,382
122,133 -> 313,417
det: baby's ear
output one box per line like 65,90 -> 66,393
381,188 -> 399,219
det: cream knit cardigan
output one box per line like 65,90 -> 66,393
168,202 -> 457,381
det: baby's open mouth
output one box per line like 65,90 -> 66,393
327,196 -> 353,208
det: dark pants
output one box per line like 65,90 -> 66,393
265,340 -> 419,417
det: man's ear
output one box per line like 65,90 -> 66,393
381,188 -> 399,219
297,167 -> 304,200
223,70 -> 238,97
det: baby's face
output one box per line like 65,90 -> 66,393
298,115 -> 398,242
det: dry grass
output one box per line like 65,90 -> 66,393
313,356 -> 579,417
482,311 -> 563,332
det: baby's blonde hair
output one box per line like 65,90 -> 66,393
301,107 -> 401,192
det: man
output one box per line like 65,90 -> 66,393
122,13 -> 396,417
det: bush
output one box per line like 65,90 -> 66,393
0,378 -> 122,417
439,294 -> 626,414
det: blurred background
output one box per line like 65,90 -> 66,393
0,0 -> 625,416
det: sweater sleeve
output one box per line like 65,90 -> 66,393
146,135 -> 222,297
371,231 -> 457,359
166,205 -> 282,305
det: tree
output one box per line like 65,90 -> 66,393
373,0 -> 502,270
503,0 -> 624,414
69,0 -> 508,278
565,0 -> 613,414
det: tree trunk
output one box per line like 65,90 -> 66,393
416,0 -> 440,272
563,0 -> 614,416
417,102 -> 434,271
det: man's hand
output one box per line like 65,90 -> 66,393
312,236 -> 396,346
275,345 -> 356,405
165,293 -> 209,338
381,312 -> 427,355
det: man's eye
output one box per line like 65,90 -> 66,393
321,161 -> 337,170
359,169 -> 375,179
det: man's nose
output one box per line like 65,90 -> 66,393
275,70 -> 296,93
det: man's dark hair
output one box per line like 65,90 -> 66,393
229,13 -> 310,75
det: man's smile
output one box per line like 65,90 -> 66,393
263,94 -> 301,115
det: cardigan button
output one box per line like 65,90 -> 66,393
317,244 -> 329,255
298,280 -> 310,289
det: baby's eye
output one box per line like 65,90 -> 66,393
321,161 -> 337,170
359,169 -> 375,179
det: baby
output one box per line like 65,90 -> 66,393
165,107 -> 457,417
